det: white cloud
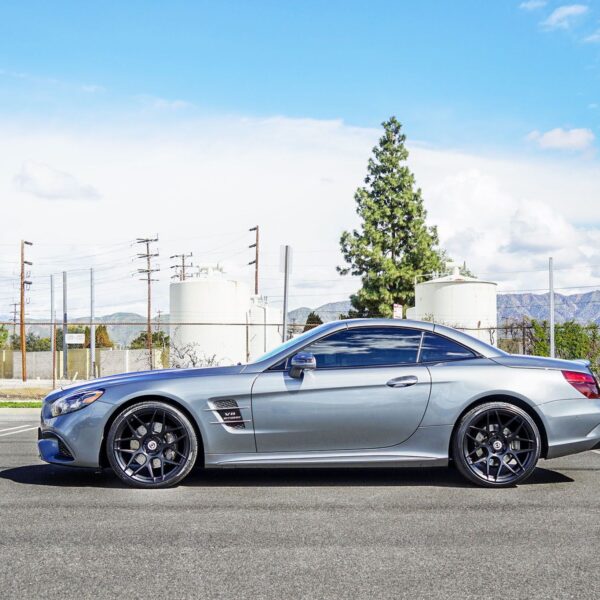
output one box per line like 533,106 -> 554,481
1,116 -> 600,317
583,29 -> 600,42
541,5 -> 589,30
526,127 -> 595,151
14,161 -> 100,201
519,1 -> 546,10
142,96 -> 192,110
81,84 -> 105,93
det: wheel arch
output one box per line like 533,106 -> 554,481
99,394 -> 205,469
448,394 -> 549,460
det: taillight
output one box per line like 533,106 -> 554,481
562,370 -> 600,399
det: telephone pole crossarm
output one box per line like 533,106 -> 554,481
249,226 -> 259,295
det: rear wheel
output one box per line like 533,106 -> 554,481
107,401 -> 198,488
452,402 -> 541,488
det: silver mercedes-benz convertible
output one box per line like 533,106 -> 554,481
38,319 -> 600,488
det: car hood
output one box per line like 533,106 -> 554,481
490,354 -> 591,372
44,364 -> 247,402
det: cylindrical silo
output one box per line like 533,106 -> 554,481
407,267 -> 497,344
169,269 -> 251,366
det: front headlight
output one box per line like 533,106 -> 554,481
50,390 -> 104,417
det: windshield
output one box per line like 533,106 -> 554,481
254,327 -> 324,363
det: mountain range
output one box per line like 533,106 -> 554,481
289,291 -> 600,326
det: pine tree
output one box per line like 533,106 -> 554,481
303,311 -> 323,332
338,117 -> 445,317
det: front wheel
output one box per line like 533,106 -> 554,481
452,402 -> 541,488
107,401 -> 198,488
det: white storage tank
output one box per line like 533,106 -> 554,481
406,266 -> 497,345
169,266 -> 282,366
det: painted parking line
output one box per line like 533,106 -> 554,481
0,426 -> 38,437
0,424 -> 37,434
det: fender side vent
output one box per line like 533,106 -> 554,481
213,399 -> 246,429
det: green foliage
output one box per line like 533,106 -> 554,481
130,330 -> 170,350
0,325 -> 8,348
10,333 -> 51,351
529,319 -> 600,371
303,311 -> 323,332
338,116 -> 445,317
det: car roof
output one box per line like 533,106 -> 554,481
245,318 -> 504,372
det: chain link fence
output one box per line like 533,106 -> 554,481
1,318 -> 598,383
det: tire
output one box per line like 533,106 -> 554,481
107,401 -> 198,489
452,401 -> 541,488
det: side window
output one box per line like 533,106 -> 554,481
303,327 -> 422,369
419,332 -> 476,363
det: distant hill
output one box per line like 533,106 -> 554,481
17,312 -> 170,348
288,301 -> 352,325
289,292 -> 600,327
497,291 -> 600,324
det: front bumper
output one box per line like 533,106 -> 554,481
37,399 -> 114,468
538,398 -> 600,459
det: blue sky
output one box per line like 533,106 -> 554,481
1,1 -> 598,150
1,1 -> 600,316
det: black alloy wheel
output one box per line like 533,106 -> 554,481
107,401 -> 198,488
453,402 -> 541,487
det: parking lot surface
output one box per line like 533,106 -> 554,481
0,408 -> 599,599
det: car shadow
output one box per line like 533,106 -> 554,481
0,463 -> 574,490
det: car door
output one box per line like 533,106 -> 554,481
251,326 -> 432,452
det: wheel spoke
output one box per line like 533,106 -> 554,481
503,456 -> 518,475
512,452 -> 525,469
125,451 -> 142,469
495,460 -> 503,481
148,408 -> 157,431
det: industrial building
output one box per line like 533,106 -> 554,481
169,266 -> 282,365
406,266 -> 497,345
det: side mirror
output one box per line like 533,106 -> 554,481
289,352 -> 316,379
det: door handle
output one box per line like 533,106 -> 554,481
386,375 -> 418,388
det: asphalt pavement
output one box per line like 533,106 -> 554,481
0,408 -> 599,599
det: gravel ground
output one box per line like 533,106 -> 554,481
0,410 -> 599,599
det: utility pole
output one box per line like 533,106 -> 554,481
20,240 -> 33,381
50,274 -> 56,388
62,271 -> 68,379
281,245 -> 291,342
249,226 -> 259,295
170,253 -> 193,281
90,267 -> 96,378
136,237 -> 159,369
549,256 -> 555,358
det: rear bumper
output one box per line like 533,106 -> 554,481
538,398 -> 600,459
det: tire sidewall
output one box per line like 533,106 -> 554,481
452,401 -> 541,488
107,401 -> 198,489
